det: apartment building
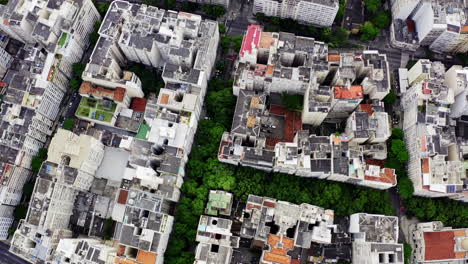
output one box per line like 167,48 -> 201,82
253,0 -> 339,27
54,238 -> 118,264
349,213 -> 404,264
195,215 -> 239,264
112,189 -> 174,264
185,0 -> 230,8
80,0 -> 218,144
409,221 -> 468,263
401,59 -> 468,201
0,205 -> 14,240
240,194 -> 352,263
390,0 -> 468,53
0,0 -> 100,58
220,25 -> 395,190
0,34 -> 12,78
9,129 -> 105,263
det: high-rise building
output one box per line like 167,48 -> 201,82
400,59 -> 468,201
220,25 -> 395,190
349,213 -> 404,264
253,0 -> 339,27
410,221 -> 468,263
390,0 -> 468,53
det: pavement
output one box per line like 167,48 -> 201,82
0,242 -> 31,264
225,0 -> 254,37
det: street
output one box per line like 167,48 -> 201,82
0,242 -> 31,264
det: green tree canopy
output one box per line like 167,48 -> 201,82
218,23 -> 226,34
97,2 -> 110,16
372,11 -> 392,29
384,90 -> 397,105
202,5 -> 226,18
398,175 -> 414,199
360,21 -> 380,41
31,148 -> 48,174
391,128 -> 404,140
364,0 -> 381,13
63,118 -> 75,131
281,93 -> 303,111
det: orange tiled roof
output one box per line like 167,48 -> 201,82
114,87 -> 126,102
117,190 -> 128,204
267,234 -> 280,247
79,81 -> 126,102
160,93 -> 169,104
247,115 -> 257,128
282,237 -> 294,249
359,104 -> 374,115
333,85 -> 363,99
263,252 -> 291,264
453,229 -> 466,237
328,54 -> 340,62
114,257 -> 139,264
266,65 -> 274,76
131,98 -> 147,112
365,168 -> 396,184
424,231 -> 456,261
263,200 -> 276,208
455,252 -> 466,259
136,250 -> 157,264
259,32 -> 275,49
250,96 -> 260,109
422,158 -> 430,174
271,247 -> 288,256
461,25 -> 468,33
421,136 -> 427,152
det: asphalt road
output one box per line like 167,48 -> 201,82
0,242 -> 31,264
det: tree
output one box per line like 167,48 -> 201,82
166,0 -> 176,9
0,0 -> 8,4
281,93 -> 303,111
22,182 -> 35,201
69,78 -> 81,90
13,204 -> 28,221
206,86 -> 236,128
89,21 -> 101,46
218,23 -> 226,34
372,11 -> 392,29
328,27 -> 349,48
72,63 -> 86,77
255,12 -> 266,22
390,139 -> 409,162
31,148 -> 48,174
383,90 -> 397,105
335,0 -> 346,22
398,175 -> 414,199
406,60 -> 417,69
63,118 -> 75,131
404,243 -> 412,264
364,0 -> 381,13
127,63 -> 164,96
102,218 -> 114,240
202,4 -> 226,19
360,22 -> 380,41
391,128 -> 404,140
97,2 -> 110,16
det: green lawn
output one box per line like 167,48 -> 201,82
76,106 -> 90,117
136,123 -> 151,139
76,97 -> 116,123
58,33 -> 68,47
94,110 -> 113,122
97,101 -> 117,112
